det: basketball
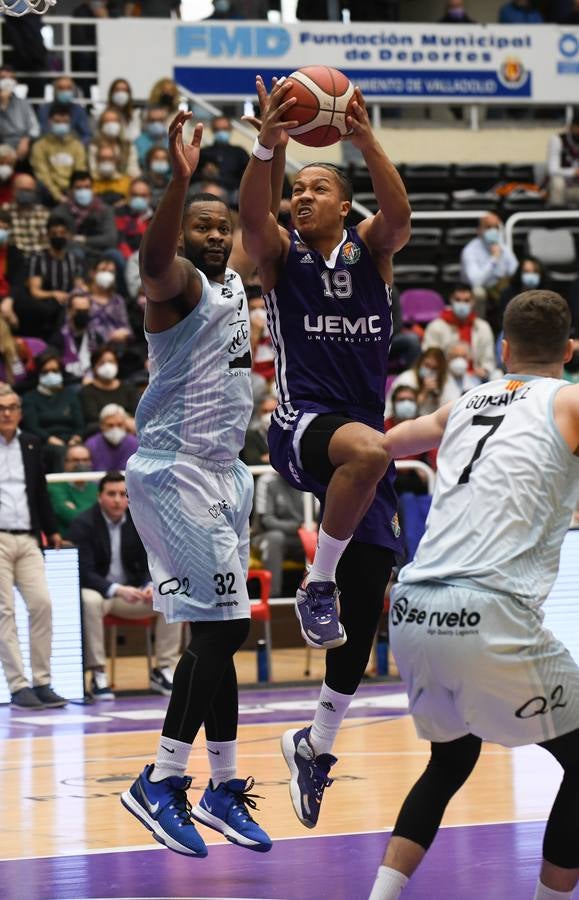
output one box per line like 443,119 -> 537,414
284,66 -> 356,148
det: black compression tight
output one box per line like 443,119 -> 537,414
392,733 -> 482,850
161,619 -> 250,745
540,728 -> 579,869
325,540 -> 395,696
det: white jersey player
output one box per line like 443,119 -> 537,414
367,291 -> 579,900
121,111 -> 272,859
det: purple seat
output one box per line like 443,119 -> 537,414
399,289 -> 445,326
21,337 -> 48,357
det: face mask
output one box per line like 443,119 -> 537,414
72,310 -> 89,329
74,187 -> 93,207
0,228 -> 8,244
0,165 -> 13,181
451,300 -> 472,319
213,130 -> 231,144
98,161 -> 116,178
101,121 -> 121,138
39,371 -> 63,390
150,159 -> 169,175
419,366 -> 437,380
483,227 -> 501,246
112,90 -> 129,107
146,121 -> 166,138
95,270 -> 115,290
448,356 -> 468,377
260,413 -> 272,431
159,92 -> 174,107
129,195 -> 149,213
49,235 -> 67,251
394,399 -> 417,421
69,460 -> 92,472
521,271 -> 541,288
0,78 -> 16,94
96,361 -> 118,381
103,426 -> 126,446
447,7 -> 465,17
15,189 -> 35,205
56,90 -> 74,104
51,122 -> 70,137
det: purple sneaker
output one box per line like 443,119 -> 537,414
281,726 -> 336,829
295,579 -> 346,649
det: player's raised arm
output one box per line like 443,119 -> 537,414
384,402 -> 453,459
348,89 -> 411,271
238,77 -> 298,273
139,111 -> 203,306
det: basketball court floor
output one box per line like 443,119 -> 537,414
0,680 -> 565,900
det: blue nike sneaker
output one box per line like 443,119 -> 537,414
192,776 -> 272,852
121,764 -> 208,857
281,726 -> 336,829
295,579 -> 347,649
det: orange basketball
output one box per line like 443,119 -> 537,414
284,66 -> 356,148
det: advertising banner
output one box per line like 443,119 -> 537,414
99,20 -> 579,104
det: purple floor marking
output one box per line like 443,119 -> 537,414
0,821 -> 546,900
0,683 -> 407,739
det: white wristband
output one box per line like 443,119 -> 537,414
252,138 -> 274,161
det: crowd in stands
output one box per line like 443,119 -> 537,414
0,57 -> 578,705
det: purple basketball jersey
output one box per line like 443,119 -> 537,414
264,227 -> 393,431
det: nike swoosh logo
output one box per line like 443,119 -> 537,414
138,781 -> 159,815
207,749 -> 220,755
161,745 -> 175,753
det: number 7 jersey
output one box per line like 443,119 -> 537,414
398,374 -> 579,609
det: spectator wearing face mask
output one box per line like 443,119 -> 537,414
47,442 -> 98,536
38,77 -> 91,146
460,213 -> 518,333
0,65 -> 39,162
22,350 -> 84,469
498,0 -> 543,23
85,402 -> 137,470
49,292 -> 96,382
114,178 -> 153,259
91,143 -> 132,205
147,77 -> 180,118
499,256 -> 546,319
79,344 -> 138,434
0,144 -> 16,206
446,340 -> 482,395
3,173 -> 50,257
385,347 -> 460,418
79,259 -> 132,349
198,116 -> 250,193
384,385 -> 434,494
90,108 -> 140,179
106,78 -> 141,143
143,145 -> 171,209
422,284 -> 497,380
438,0 -> 476,20
53,171 -> 118,268
25,214 -> 84,340
134,105 -> 169,168
30,104 -> 87,206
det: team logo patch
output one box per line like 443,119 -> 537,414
341,241 -> 361,265
391,512 -> 401,538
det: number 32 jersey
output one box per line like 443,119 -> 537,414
399,375 -> 579,609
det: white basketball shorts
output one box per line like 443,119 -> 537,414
389,580 -> 579,747
125,449 -> 253,623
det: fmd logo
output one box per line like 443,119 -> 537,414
557,33 -> 579,75
176,25 -> 291,58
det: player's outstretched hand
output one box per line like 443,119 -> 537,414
255,75 -> 299,150
242,75 -> 290,148
344,87 -> 374,150
169,111 -> 203,181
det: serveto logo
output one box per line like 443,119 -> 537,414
341,241 -> 361,265
558,33 -> 579,75
390,596 -> 408,626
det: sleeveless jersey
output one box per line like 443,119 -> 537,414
264,227 -> 393,430
399,375 -> 579,608
135,268 -> 253,463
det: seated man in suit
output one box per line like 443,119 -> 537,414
68,470 -> 181,700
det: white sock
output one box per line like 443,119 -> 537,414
533,881 -> 573,900
368,866 -> 408,900
307,525 -> 352,584
149,735 -> 191,782
206,739 -> 237,785
310,682 -> 352,755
